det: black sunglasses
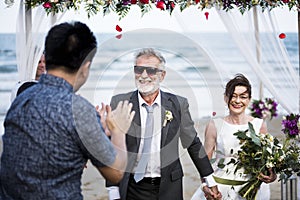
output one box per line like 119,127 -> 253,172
134,66 -> 163,75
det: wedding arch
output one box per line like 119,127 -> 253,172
4,0 -> 300,198
6,0 -> 299,114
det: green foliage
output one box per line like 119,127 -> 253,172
140,4 -> 153,17
12,0 -> 300,19
116,3 -> 131,20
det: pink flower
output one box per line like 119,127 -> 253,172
43,2 -> 52,9
170,1 -> 175,9
140,0 -> 149,4
156,1 -> 165,10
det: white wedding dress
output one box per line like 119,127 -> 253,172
191,118 -> 270,200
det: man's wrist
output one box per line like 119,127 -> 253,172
201,182 -> 208,191
106,186 -> 120,200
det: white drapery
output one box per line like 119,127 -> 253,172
16,0 -> 65,82
15,2 -> 299,114
174,6 -> 298,114
11,1 -> 65,101
215,7 -> 299,114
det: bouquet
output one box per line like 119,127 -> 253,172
249,98 -> 278,120
218,118 -> 300,200
228,123 -> 285,199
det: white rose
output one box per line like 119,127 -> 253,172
259,103 -> 264,109
266,162 -> 274,168
267,103 -> 273,110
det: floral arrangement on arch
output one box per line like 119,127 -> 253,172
4,0 -> 299,19
249,98 -> 278,120
279,113 -> 300,181
217,121 -> 300,200
281,113 -> 300,138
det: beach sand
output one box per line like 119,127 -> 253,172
81,161 -> 282,200
81,117 -> 286,200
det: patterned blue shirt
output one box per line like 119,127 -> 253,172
0,74 -> 116,199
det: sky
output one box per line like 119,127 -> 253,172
0,1 -> 298,33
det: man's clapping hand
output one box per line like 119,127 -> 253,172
96,102 -> 111,136
96,101 -> 135,136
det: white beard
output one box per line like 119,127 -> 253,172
135,77 -> 160,96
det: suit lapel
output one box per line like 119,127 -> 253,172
160,91 -> 173,147
129,91 -> 142,153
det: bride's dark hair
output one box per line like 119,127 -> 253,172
225,73 -> 252,104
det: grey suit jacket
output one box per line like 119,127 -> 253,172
110,90 -> 213,200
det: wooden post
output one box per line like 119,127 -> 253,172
25,3 -> 32,45
298,10 -> 300,113
253,6 -> 263,99
297,10 -> 300,200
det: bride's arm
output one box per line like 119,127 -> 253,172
259,120 -> 268,134
204,120 -> 217,160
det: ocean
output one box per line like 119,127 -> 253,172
0,31 -> 299,135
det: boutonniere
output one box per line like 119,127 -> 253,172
163,110 -> 173,127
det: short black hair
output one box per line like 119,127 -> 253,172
45,21 -> 97,73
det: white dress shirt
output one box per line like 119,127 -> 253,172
136,91 -> 162,178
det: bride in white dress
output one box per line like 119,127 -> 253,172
192,74 -> 277,200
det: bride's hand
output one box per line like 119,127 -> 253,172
258,168 -> 277,183
203,185 -> 222,200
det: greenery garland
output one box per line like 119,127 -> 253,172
4,0 -> 300,19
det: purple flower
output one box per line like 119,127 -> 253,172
282,113 -> 300,138
122,0 -> 131,5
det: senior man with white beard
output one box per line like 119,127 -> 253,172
106,48 -> 222,200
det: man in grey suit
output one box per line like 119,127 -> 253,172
107,48 -> 221,200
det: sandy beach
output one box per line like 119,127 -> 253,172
80,117 -> 287,200
81,154 -> 283,200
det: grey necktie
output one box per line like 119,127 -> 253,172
134,104 -> 155,182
